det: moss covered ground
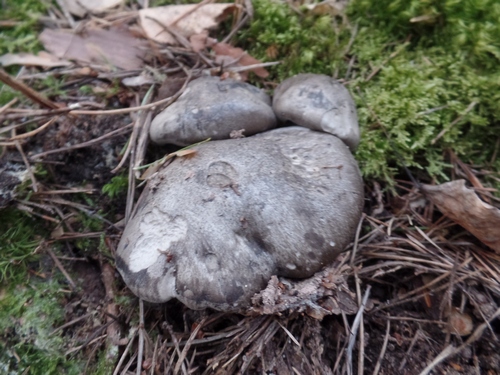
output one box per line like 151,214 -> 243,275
240,0 -> 500,186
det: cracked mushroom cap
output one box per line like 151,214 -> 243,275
149,76 -> 277,146
272,74 -> 360,150
116,126 -> 364,311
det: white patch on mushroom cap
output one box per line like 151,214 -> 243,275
128,207 -> 188,273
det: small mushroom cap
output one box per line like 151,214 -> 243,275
150,76 -> 277,146
272,74 -> 360,150
117,127 -> 364,311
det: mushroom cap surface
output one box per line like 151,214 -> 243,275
150,76 -> 277,146
117,126 -> 364,311
272,74 -> 360,150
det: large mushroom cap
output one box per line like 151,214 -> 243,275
116,127 -> 364,311
150,76 -> 277,146
272,74 -> 360,150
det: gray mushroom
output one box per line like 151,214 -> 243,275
116,127 -> 363,311
150,76 -> 277,146
272,74 -> 360,150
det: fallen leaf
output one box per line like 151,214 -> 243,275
139,3 -> 237,44
212,42 -> 269,79
422,179 -> 500,252
189,31 -> 217,53
59,0 -> 124,17
51,225 -> 65,239
39,27 -> 148,70
0,52 -> 71,68
445,308 -> 473,336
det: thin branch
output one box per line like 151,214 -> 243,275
0,68 -> 60,109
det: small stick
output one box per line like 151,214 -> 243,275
350,213 -> 365,266
31,122 -> 133,159
398,329 -> 421,371
111,85 -> 155,174
14,139 -> 38,192
0,98 -> 18,115
221,14 -> 249,44
372,318 -> 390,375
46,247 -> 76,289
174,318 -> 207,374
365,43 -> 408,82
113,329 -> 138,375
54,0 -> 76,28
102,262 -> 122,354
222,61 -> 281,73
150,335 -> 160,375
346,285 -> 371,375
169,0 -> 213,27
51,312 -> 93,335
355,272 -> 366,375
68,93 -> 182,115
137,299 -> 145,375
431,101 -> 477,144
0,68 -> 60,109
8,116 -> 58,141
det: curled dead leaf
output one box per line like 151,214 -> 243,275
139,4 -> 237,44
422,180 -> 500,252
212,42 -> 270,79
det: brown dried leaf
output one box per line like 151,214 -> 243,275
139,4 -> 237,44
59,0 -> 124,17
445,308 -> 473,336
422,179 -> 500,252
212,42 -> 270,78
39,27 -> 148,70
0,52 -> 71,68
189,32 -> 217,53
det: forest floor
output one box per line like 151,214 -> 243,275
1,0 -> 500,374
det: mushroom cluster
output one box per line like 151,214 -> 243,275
116,74 -> 364,311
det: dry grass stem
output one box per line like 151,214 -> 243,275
45,246 -> 76,289
31,122 -> 133,160
372,319 -> 390,375
0,68 -> 60,109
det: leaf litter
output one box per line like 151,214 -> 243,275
1,0 -> 500,374
422,179 -> 500,253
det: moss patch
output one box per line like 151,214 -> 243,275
0,210 -> 84,374
239,0 -> 500,187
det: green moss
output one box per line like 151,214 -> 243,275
0,209 -> 42,284
238,0 -> 500,187
0,209 -> 83,374
0,279 -> 83,375
102,174 -> 128,200
0,0 -> 50,104
0,0 -> 48,55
